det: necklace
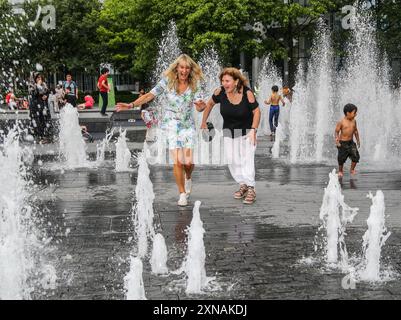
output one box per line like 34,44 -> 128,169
226,91 -> 242,105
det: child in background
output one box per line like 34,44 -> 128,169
78,95 -> 95,110
335,103 -> 360,177
264,85 -> 285,140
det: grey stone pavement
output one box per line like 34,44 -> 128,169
30,136 -> 401,300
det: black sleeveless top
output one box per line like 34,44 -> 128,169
212,86 -> 259,138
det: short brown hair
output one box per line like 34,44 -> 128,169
219,67 -> 249,91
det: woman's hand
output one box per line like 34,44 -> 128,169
200,122 -> 208,130
116,102 -> 132,112
248,129 -> 257,146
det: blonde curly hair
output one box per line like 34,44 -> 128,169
164,54 -> 204,92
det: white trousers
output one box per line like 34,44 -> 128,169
224,135 -> 256,187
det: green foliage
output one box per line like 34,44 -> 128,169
27,0 -> 103,73
2,0 -> 401,87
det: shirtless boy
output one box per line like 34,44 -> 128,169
335,103 -> 360,177
264,85 -> 285,140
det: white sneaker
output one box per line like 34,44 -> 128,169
178,193 -> 188,206
185,178 -> 192,198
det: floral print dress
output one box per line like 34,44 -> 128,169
150,77 -> 201,150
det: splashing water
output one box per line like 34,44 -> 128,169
124,256 -> 146,300
338,6 -> 400,165
289,20 -> 334,163
256,55 -> 282,137
58,104 -> 88,168
289,64 -> 309,164
150,233 -> 168,275
151,20 -> 182,137
319,170 -> 358,268
133,152 -> 155,258
152,21 -> 181,85
0,128 -> 55,299
115,129 -> 132,172
287,8 -> 401,167
184,201 -> 208,294
0,8 -> 32,91
198,47 -> 223,130
96,128 -> 114,165
357,191 -> 391,282
271,124 -> 283,159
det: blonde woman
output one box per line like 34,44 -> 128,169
196,67 -> 261,204
117,54 -> 204,206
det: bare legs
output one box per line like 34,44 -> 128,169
338,163 -> 358,177
338,165 -> 344,178
350,162 -> 357,175
171,148 -> 194,194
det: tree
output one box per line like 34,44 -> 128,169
26,0 -> 104,74
0,0 -> 33,92
98,0 -> 263,81
375,0 -> 401,75
252,0 -> 346,86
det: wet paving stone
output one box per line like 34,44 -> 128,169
30,137 -> 401,299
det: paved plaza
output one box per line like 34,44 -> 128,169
29,136 -> 401,300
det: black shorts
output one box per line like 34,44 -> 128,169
337,140 -> 360,165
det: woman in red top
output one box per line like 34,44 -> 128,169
97,67 -> 110,116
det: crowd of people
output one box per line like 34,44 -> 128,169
0,70 -> 108,144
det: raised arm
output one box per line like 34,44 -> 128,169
116,92 -> 156,112
133,92 -> 155,107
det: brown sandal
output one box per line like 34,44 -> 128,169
243,187 -> 256,204
234,184 -> 248,199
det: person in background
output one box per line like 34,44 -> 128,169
335,103 -> 360,178
78,94 -> 95,110
55,84 -> 64,111
264,85 -> 285,141
28,74 -> 53,143
62,73 -> 79,107
98,67 -> 110,116
282,86 -> 293,103
6,89 -> 17,110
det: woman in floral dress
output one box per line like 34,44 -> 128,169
116,54 -> 204,206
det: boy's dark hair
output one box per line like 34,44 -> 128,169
343,103 -> 358,115
272,85 -> 279,92
101,67 -> 109,75
66,72 -> 72,77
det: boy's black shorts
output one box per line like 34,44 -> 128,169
337,140 -> 360,165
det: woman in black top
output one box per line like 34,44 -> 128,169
196,67 -> 260,204
29,74 -> 52,143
